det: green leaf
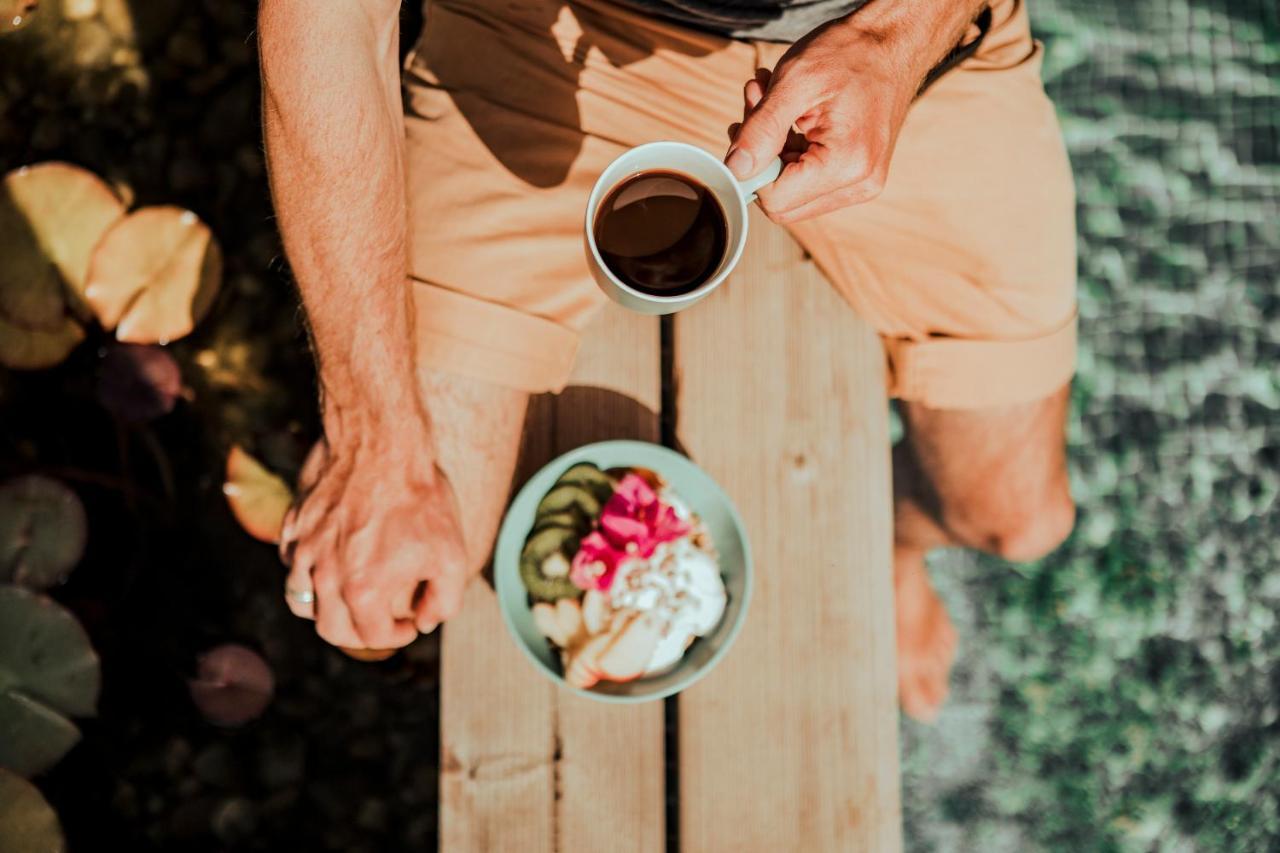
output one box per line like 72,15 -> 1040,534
0,476 -> 88,591
0,586 -> 99,777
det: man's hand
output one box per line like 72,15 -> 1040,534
281,418 -> 468,649
726,0 -> 987,222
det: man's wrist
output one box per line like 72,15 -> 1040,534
837,0 -> 988,88
320,378 -> 435,462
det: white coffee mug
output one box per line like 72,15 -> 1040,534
585,141 -> 783,315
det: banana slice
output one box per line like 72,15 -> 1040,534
582,589 -> 610,635
597,612 -> 662,682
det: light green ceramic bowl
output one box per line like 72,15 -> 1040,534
495,440 -> 752,703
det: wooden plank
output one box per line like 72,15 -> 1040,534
552,302 -> 666,853
674,208 -> 902,851
440,301 -> 664,852
438,385 -> 556,853
439,577 -> 556,852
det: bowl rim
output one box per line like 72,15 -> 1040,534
494,439 -> 753,704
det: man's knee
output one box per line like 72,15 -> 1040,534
949,486 -> 1076,563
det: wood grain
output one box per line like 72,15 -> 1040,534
439,301 -> 665,852
674,208 -> 902,852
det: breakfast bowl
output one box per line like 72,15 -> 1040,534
494,440 -> 752,703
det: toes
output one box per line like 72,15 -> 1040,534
902,675 -> 941,724
941,617 -> 959,651
898,626 -> 956,724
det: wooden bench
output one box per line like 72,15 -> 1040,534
439,208 -> 901,851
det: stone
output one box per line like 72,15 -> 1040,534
210,797 -> 257,845
62,0 -> 98,21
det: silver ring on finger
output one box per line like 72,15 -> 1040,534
285,585 -> 316,605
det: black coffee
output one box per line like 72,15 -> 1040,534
593,170 -> 728,297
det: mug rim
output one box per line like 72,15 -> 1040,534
585,141 -> 750,306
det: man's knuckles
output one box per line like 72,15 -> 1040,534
339,577 -> 389,610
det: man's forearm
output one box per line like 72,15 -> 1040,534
260,0 -> 427,446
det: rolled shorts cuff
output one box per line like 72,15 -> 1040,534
411,276 -> 580,394
884,313 -> 1077,410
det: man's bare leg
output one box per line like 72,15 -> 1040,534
894,384 -> 1076,721
416,368 -> 529,578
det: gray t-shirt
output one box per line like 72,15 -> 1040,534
612,0 -> 872,42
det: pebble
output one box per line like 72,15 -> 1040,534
348,733 -> 384,761
161,737 -> 192,777
404,815 -> 434,847
166,29 -> 206,67
112,781 -> 139,820
355,798 -> 389,832
211,796 -> 257,844
193,743 -> 238,789
71,20 -> 115,69
257,736 -> 305,788
63,0 -> 99,21
234,145 -> 263,179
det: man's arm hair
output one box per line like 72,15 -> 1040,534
259,0 -> 430,446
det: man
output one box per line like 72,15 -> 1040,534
259,0 -> 1076,721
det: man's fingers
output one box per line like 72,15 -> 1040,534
298,440 -> 328,491
793,113 -> 818,134
764,179 -> 876,223
764,191 -> 846,224
278,504 -> 299,565
726,75 -> 807,180
284,545 -> 317,620
390,583 -> 420,622
758,142 -> 881,218
756,147 -> 833,214
341,573 -> 418,649
414,567 -> 467,633
312,567 -> 365,648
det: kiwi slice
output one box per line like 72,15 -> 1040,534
555,463 -> 615,503
520,526 -> 581,601
535,483 -> 601,521
533,510 -> 583,534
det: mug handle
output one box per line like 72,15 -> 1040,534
737,157 -> 783,204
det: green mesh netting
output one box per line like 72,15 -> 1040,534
902,2 -> 1280,850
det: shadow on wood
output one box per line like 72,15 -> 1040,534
476,383 -> 680,589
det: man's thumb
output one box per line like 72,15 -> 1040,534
726,90 -> 797,179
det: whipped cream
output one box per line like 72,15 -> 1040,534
608,536 -> 726,675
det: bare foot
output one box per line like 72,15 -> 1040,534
894,546 -> 958,723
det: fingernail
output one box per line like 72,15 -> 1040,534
726,147 -> 754,178
420,620 -> 438,635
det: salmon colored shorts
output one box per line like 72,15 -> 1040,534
402,0 -> 1077,409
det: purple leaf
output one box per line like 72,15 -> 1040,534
188,644 -> 274,727
97,343 -> 182,422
